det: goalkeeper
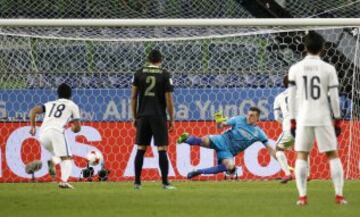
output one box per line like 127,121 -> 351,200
177,107 -> 277,179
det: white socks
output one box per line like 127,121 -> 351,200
330,158 -> 344,196
276,151 -> 291,176
295,159 -> 308,197
60,160 -> 73,183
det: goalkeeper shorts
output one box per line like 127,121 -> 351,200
209,135 -> 234,162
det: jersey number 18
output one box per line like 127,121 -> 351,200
48,103 -> 66,118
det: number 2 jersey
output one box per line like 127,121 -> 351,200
132,64 -> 174,117
288,55 -> 341,126
40,98 -> 81,133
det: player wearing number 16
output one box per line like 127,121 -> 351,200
288,31 -> 346,205
29,83 -> 81,189
131,49 -> 175,190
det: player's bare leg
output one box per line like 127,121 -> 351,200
158,146 -> 176,190
58,156 -> 74,189
326,150 -> 347,204
295,151 -> 309,205
134,145 -> 147,189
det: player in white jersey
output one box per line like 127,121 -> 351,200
274,75 -> 296,183
29,83 -> 81,189
288,31 -> 346,205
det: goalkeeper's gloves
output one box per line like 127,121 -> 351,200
214,111 -> 228,124
334,119 -> 341,137
290,119 -> 296,137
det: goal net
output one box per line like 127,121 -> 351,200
0,21 -> 359,182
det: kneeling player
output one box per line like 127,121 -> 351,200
29,83 -> 81,189
177,107 -> 277,179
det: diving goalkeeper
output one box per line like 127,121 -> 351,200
177,106 -> 277,179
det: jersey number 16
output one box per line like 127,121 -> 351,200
303,75 -> 321,100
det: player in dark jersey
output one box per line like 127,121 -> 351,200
131,49 -> 175,190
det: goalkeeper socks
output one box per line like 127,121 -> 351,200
186,136 -> 202,146
329,158 -> 344,196
276,151 -> 291,176
158,151 -> 169,185
198,164 -> 227,175
60,160 -> 72,183
134,149 -> 146,185
295,159 -> 308,197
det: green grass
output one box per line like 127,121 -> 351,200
0,181 -> 359,217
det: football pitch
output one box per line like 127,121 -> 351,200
0,181 -> 359,217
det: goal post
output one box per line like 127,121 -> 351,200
0,18 -> 360,26
0,19 -> 359,182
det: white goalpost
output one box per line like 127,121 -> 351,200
0,18 -> 360,26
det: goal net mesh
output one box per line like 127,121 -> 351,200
0,0 -> 360,182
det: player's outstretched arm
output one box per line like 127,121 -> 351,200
29,105 -> 44,136
165,92 -> 175,132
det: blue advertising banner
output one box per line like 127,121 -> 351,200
0,88 -> 352,121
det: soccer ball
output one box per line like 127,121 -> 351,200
86,151 -> 102,166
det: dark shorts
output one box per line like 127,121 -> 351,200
135,116 -> 168,146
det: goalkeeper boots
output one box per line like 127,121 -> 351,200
177,132 -> 189,144
335,195 -> 348,205
187,170 -> 201,179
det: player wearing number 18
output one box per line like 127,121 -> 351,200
288,31 -> 346,205
29,83 -> 81,189
131,49 -> 175,190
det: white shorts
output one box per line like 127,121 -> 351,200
276,131 -> 295,149
39,130 -> 72,157
295,125 -> 337,153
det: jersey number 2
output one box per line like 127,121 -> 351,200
145,76 -> 156,96
48,103 -> 66,118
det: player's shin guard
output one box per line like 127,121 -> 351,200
198,164 -> 227,175
60,160 -> 72,183
134,150 -> 146,185
295,159 -> 308,197
330,158 -> 344,196
158,151 -> 169,185
276,151 -> 291,176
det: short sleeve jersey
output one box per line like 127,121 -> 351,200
288,55 -> 339,126
40,98 -> 81,133
132,64 -> 174,117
